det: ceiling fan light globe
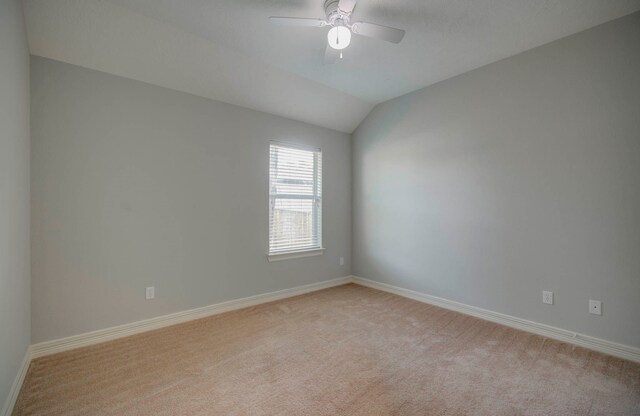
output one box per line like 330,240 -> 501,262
328,26 -> 351,50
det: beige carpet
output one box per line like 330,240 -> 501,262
14,284 -> 640,415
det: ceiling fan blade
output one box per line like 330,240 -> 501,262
324,45 -> 339,64
351,22 -> 405,43
269,17 -> 327,27
338,0 -> 358,14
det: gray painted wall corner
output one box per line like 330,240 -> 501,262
0,0 -> 31,409
352,12 -> 640,348
30,56 -> 352,343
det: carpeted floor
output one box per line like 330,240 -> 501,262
14,283 -> 640,415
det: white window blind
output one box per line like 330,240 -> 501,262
269,142 -> 322,256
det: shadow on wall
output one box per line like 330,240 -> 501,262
354,85 -> 512,297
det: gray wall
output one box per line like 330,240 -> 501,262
0,0 -> 31,408
352,13 -> 640,348
31,57 -> 351,343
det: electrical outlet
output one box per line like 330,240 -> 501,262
542,291 -> 553,305
146,286 -> 155,300
339,257 -> 345,266
589,300 -> 602,315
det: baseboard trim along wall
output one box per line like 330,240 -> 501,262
1,346 -> 32,416
30,275 -> 353,359
6,274 -> 639,414
2,275 -> 351,414
29,275 -> 640,362
352,276 -> 640,363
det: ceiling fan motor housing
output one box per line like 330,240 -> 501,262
324,0 -> 351,27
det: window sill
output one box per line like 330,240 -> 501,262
267,248 -> 325,262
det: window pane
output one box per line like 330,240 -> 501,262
270,198 -> 316,251
270,147 -> 315,196
269,143 -> 322,255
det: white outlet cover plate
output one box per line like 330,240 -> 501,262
542,291 -> 553,305
589,299 -> 602,315
146,286 -> 155,300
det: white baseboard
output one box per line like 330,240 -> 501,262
1,346 -> 32,416
30,275 -> 353,359
352,276 -> 640,363
3,276 -> 353,414
8,273 -> 637,415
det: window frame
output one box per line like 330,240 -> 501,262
267,141 -> 324,262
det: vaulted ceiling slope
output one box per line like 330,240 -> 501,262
23,0 -> 640,133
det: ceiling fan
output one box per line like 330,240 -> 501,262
269,0 -> 405,63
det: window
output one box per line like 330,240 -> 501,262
268,142 -> 323,261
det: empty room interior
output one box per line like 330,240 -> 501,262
2,0 -> 640,414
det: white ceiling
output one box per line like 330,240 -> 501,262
22,0 -> 640,133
